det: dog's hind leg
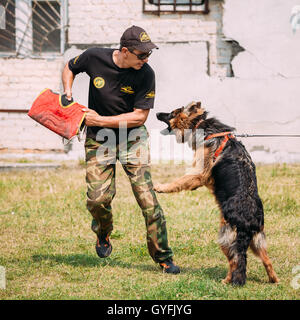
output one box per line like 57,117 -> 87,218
229,229 -> 253,286
250,232 -> 279,283
218,219 -> 238,284
220,246 -> 237,284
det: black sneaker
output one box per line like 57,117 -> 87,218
95,233 -> 112,258
159,258 -> 180,274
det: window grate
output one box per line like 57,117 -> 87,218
0,0 -> 16,52
0,0 -> 68,58
32,0 -> 61,53
143,0 -> 209,15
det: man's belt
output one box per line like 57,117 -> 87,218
28,88 -> 86,140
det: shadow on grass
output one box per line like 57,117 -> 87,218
200,266 -> 227,281
180,265 -> 263,284
179,265 -> 227,282
31,253 -> 158,272
31,254 -> 265,283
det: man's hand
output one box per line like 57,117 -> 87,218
64,89 -> 73,101
82,108 -> 102,127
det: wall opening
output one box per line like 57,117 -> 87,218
224,39 -> 245,77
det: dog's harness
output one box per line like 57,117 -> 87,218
204,131 -> 235,162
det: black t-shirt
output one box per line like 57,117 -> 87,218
68,48 -> 155,138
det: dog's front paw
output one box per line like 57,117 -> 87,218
154,183 -> 168,193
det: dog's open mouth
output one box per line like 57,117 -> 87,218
156,112 -> 172,135
160,127 -> 171,135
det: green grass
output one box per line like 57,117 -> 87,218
0,163 -> 299,300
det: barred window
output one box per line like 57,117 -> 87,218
32,0 -> 61,53
0,0 -> 16,52
143,0 -> 209,15
149,0 -> 205,4
0,0 -> 67,57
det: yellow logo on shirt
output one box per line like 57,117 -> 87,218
93,77 -> 105,89
73,55 -> 80,64
145,91 -> 155,98
121,86 -> 135,94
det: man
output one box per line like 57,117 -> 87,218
62,25 -> 180,274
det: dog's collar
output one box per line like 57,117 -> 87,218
205,131 -> 235,141
204,132 -> 235,162
194,120 -> 204,130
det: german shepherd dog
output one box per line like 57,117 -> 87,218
155,101 -> 279,286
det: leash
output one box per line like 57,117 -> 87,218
235,134 -> 300,138
203,132 -> 300,163
194,119 -> 300,138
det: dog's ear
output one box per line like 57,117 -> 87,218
202,111 -> 208,119
173,106 -> 184,116
186,102 -> 198,115
186,101 -> 202,115
190,110 -> 208,128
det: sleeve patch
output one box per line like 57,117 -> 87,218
73,55 -> 80,64
145,91 -> 155,99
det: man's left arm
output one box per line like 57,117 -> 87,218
83,65 -> 155,128
82,108 -> 150,128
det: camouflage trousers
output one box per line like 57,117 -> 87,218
84,125 -> 173,263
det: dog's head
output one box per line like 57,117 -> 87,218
156,101 -> 207,143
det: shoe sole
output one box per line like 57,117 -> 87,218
162,268 -> 180,274
95,245 -> 112,258
160,264 -> 180,274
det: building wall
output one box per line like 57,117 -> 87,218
0,58 -> 63,109
1,0 -> 230,153
0,57 -> 64,150
68,0 -> 230,77
217,0 -> 300,163
1,0 -> 299,163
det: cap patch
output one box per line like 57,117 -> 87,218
140,32 -> 151,42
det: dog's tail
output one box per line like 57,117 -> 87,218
231,229 -> 253,286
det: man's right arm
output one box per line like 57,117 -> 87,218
62,62 -> 75,101
62,49 -> 92,100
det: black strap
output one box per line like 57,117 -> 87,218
61,94 -> 74,107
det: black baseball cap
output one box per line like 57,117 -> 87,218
120,25 -> 158,52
